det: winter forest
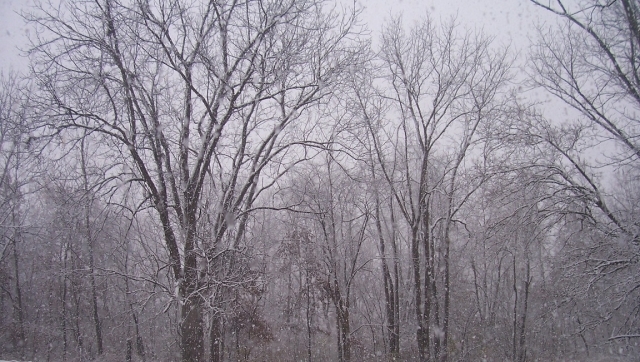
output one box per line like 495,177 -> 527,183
0,0 -> 639,361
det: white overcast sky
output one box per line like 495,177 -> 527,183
0,0 -> 551,73
359,0 -> 547,45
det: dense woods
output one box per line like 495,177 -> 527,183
0,0 -> 639,361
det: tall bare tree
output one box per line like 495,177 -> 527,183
360,16 -> 513,361
27,0 -> 363,360
0,73 -> 38,360
285,151 -> 372,362
529,0 -> 640,349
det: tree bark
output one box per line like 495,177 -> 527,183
306,268 -> 313,362
210,314 -> 224,362
512,254 -> 518,362
375,196 -> 399,360
412,222 -> 428,362
180,285 -> 204,362
518,256 -> 531,362
80,137 -> 103,356
11,228 -> 25,359
335,296 -> 351,362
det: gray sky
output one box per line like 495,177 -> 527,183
359,0 -> 546,45
0,0 -> 549,73
0,0 -> 33,73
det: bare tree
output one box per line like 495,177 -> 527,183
527,0 -> 640,346
286,152 -> 372,362
27,0 -> 363,360
359,16 -> 513,362
0,73 -> 39,360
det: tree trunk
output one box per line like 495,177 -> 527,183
126,339 -> 132,362
375,197 -> 399,360
423,200 -> 435,362
441,231 -> 451,362
512,254 -> 518,362
88,252 -> 103,355
61,244 -> 69,362
412,223 -> 428,362
133,309 -> 146,361
518,256 -> 531,362
210,314 -> 224,362
181,285 -> 204,362
306,269 -> 313,362
336,302 -> 351,362
419,157 -> 432,362
11,230 -> 26,359
80,138 -> 103,356
390,202 -> 401,361
330,277 -> 351,362
336,311 -> 343,362
342,308 -> 351,362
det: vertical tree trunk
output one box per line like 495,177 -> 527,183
512,254 -> 518,362
336,311 -> 343,362
331,280 -> 351,362
419,157 -> 432,362
61,244 -> 69,362
390,203 -> 401,361
210,313 -> 224,362
126,339 -> 132,362
181,290 -> 204,362
375,197 -> 399,360
306,269 -> 313,362
181,209 -> 204,362
124,233 -> 146,362
69,250 -> 86,359
71,263 -> 84,359
341,307 -> 351,362
80,138 -> 103,356
431,250 -> 440,361
11,230 -> 26,359
411,224 -> 428,362
335,300 -> 351,362
422,197 -> 434,362
135,318 -> 146,361
130,305 -> 146,361
518,256 -> 531,362
286,269 -> 292,325
88,252 -> 103,355
441,231 -> 451,362
368,149 -> 401,361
